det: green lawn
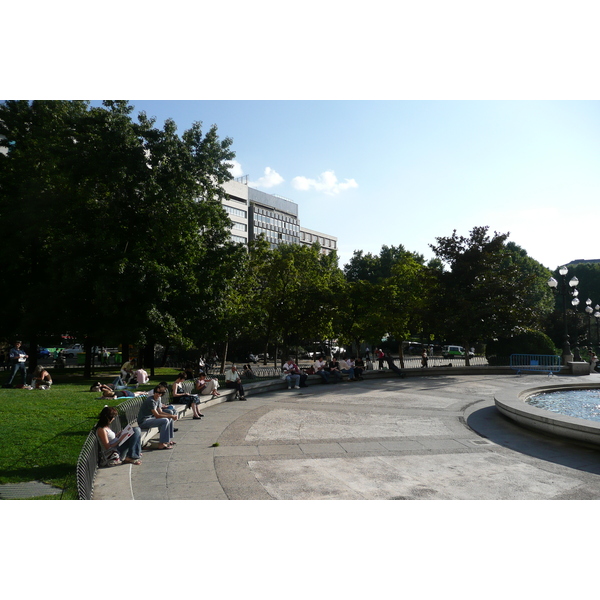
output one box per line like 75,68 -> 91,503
0,367 -> 181,499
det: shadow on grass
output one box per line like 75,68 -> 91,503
0,462 -> 74,483
59,430 -> 93,437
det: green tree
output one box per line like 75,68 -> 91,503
0,100 -> 237,377
429,226 -> 554,365
250,242 -> 343,364
339,245 -> 430,360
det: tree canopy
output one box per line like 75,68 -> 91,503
0,101 -> 581,369
428,226 -> 554,362
0,100 -> 238,374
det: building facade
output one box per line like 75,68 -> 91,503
221,179 -> 337,255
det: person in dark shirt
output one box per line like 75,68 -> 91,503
137,385 -> 177,449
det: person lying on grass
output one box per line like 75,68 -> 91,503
97,383 -> 145,399
96,406 -> 142,466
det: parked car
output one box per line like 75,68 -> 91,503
37,347 -> 51,359
60,344 -> 86,358
403,342 -> 424,355
442,345 -> 474,359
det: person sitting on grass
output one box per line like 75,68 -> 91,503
137,385 -> 177,450
132,367 -> 149,387
171,372 -> 205,419
120,358 -> 136,383
96,406 -> 142,466
32,365 -> 53,389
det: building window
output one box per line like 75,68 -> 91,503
224,205 -> 247,219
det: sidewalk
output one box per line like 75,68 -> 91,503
93,372 -> 600,500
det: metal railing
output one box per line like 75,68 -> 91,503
509,354 -> 562,375
76,430 -> 100,501
76,394 -> 145,500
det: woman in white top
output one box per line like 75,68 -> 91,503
195,371 -> 220,397
96,406 -> 142,466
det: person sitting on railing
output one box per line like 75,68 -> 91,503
225,364 -> 247,400
137,385 -> 177,449
171,372 -> 205,419
195,371 -> 221,397
96,406 -> 142,466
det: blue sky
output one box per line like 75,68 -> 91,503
125,100 -> 600,270
7,4 -> 599,273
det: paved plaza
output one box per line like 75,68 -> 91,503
94,372 -> 600,500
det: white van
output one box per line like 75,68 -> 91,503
442,345 -> 474,358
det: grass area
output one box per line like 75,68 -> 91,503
0,366 -> 185,500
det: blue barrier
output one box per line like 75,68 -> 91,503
509,354 -> 562,376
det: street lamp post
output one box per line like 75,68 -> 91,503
585,299 -> 594,347
595,305 -> 600,351
547,266 -> 579,365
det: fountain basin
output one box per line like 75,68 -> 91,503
494,382 -> 600,447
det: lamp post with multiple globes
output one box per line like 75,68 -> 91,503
547,266 -> 579,365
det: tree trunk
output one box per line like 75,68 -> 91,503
220,340 -> 228,374
84,338 -> 93,379
144,341 -> 155,378
464,340 -> 471,366
121,341 -> 130,363
398,342 -> 405,369
28,334 -> 39,377
160,343 -> 169,367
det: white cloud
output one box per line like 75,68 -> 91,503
227,159 -> 244,179
249,167 -> 284,189
291,170 -> 358,195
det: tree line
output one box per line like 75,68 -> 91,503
0,101 -> 591,376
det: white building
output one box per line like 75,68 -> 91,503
221,179 -> 337,255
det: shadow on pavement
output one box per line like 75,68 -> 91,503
466,403 -> 600,475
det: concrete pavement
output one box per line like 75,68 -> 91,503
93,372 -> 600,500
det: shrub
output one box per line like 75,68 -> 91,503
486,330 -> 558,365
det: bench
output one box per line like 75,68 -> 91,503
121,380 -> 243,448
79,371 -> 375,498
